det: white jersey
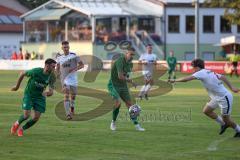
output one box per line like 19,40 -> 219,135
139,53 -> 158,75
56,52 -> 81,86
192,69 -> 230,99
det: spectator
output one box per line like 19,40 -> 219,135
18,48 -> 23,60
25,51 -> 31,60
11,51 -> 17,60
31,51 -> 37,60
229,52 -> 240,77
39,54 -> 44,60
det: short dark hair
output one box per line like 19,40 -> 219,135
62,41 -> 69,45
191,58 -> 205,69
45,58 -> 56,65
146,44 -> 152,47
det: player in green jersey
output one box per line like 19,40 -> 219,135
167,50 -> 177,81
108,47 -> 145,131
10,58 -> 57,137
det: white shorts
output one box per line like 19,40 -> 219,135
207,93 -> 233,115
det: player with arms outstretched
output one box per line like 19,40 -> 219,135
170,59 -> 240,137
10,58 -> 57,136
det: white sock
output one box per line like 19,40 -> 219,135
139,85 -> 147,96
144,84 -> 151,95
70,100 -> 75,108
235,125 -> 240,132
64,100 -> 70,115
215,116 -> 225,126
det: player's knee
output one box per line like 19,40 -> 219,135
125,101 -> 132,107
64,94 -> 70,100
115,101 -> 121,107
63,88 -> 70,94
150,80 -> 154,85
24,115 -> 30,119
203,108 -> 209,115
32,116 -> 40,121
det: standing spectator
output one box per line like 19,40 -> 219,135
18,48 -> 24,60
11,51 -> 18,60
39,54 -> 44,60
229,52 -> 240,77
25,51 -> 31,60
31,51 -> 37,60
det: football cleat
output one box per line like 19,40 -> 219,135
234,132 -> 240,138
11,121 -> 19,135
219,124 -> 228,135
17,128 -> 23,137
110,120 -> 116,131
135,124 -> 145,131
66,114 -> 72,120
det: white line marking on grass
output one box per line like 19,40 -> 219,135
207,137 -> 229,151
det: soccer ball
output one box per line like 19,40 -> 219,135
129,104 -> 141,118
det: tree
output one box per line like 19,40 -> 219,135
18,0 -> 50,9
204,0 -> 240,25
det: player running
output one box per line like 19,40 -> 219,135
56,41 -> 84,120
108,47 -> 145,131
10,58 -> 57,137
170,59 -> 240,137
138,44 -> 158,100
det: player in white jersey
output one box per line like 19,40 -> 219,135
138,44 -> 158,100
56,41 -> 84,120
170,59 -> 240,137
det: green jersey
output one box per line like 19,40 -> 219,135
24,68 -> 55,98
167,56 -> 177,69
109,55 -> 133,87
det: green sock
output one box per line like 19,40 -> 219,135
22,119 -> 37,130
18,114 -> 28,124
131,117 -> 139,125
112,106 -> 120,121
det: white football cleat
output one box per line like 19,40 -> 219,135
110,120 -> 116,131
135,124 -> 145,131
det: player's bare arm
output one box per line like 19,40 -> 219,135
219,75 -> 239,93
42,87 -> 54,97
11,71 -> 26,91
118,72 -> 137,88
56,64 -> 61,78
77,60 -> 84,70
170,76 -> 196,83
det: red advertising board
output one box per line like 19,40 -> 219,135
180,61 -> 236,74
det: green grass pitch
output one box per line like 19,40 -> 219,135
0,70 -> 240,160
